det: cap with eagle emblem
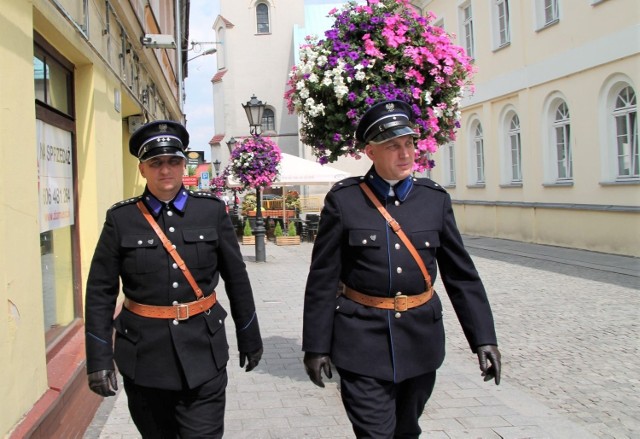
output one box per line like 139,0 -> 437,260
129,120 -> 190,162
355,100 -> 419,145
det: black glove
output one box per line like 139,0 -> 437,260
477,344 -> 501,385
303,352 -> 332,388
88,369 -> 118,397
239,347 -> 263,372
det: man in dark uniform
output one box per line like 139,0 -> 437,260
302,100 -> 501,438
85,120 -> 263,438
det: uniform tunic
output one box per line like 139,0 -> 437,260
303,168 -> 497,383
85,187 -> 262,390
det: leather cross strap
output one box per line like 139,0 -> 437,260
359,182 -> 433,292
136,200 -> 203,299
343,286 -> 431,312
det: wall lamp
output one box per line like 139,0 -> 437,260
141,34 -> 176,49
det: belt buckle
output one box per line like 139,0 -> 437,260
175,303 -> 190,320
394,295 -> 408,312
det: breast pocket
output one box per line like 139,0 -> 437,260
410,230 -> 440,253
121,234 -> 161,273
348,229 -> 382,251
183,228 -> 218,268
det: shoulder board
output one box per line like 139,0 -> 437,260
330,176 -> 362,192
189,190 -> 222,202
412,177 -> 448,193
109,196 -> 141,211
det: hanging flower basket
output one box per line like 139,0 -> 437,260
285,0 -> 475,171
228,135 -> 282,190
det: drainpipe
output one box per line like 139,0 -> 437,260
176,0 -> 184,120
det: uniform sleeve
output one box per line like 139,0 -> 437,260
84,211 -> 121,373
302,190 -> 343,354
216,207 -> 262,354
436,193 -> 498,352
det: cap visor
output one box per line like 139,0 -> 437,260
369,126 -> 418,144
140,148 -> 186,162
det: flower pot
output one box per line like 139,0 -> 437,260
275,236 -> 300,246
242,236 -> 255,245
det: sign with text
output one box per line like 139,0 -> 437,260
182,176 -> 198,186
37,120 -> 74,233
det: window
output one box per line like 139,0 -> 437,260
509,114 -> 522,183
256,3 -> 270,34
471,121 -> 485,184
262,108 -> 275,132
614,86 -> 638,179
543,94 -> 573,184
34,36 -> 81,344
443,143 -> 456,186
535,0 -> 559,30
460,3 -> 475,59
553,102 -> 573,180
492,0 -> 511,48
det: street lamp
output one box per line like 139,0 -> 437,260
242,95 -> 266,136
242,95 -> 267,262
213,159 -> 221,176
226,137 -> 239,218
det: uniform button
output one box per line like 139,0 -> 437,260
395,312 -> 401,319
397,267 -> 403,274
425,242 -> 430,247
395,243 -> 401,250
434,183 -> 439,187
336,305 -> 340,310
172,263 -> 178,269
172,301 -> 179,305
172,244 -> 176,249
362,239 -> 367,245
172,319 -> 179,325
218,320 -> 223,324
137,240 -> 143,245
167,211 -> 174,216
199,235 -> 204,240
169,227 -> 175,232
395,200 -> 400,206
172,282 -> 179,288
124,329 -> 128,334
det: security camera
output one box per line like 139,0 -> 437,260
141,34 -> 176,49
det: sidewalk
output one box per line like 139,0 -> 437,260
84,236 -> 639,439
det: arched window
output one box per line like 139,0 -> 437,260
553,101 -> 572,180
256,3 -> 270,34
614,86 -> 638,178
508,114 -> 522,183
261,108 -> 275,133
471,121 -> 485,184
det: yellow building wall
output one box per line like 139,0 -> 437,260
0,1 -> 49,433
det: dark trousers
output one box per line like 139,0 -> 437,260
123,370 -> 228,439
337,368 -> 437,439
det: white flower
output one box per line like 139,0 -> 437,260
354,70 -> 366,81
424,91 -> 433,105
432,107 -> 443,118
308,73 -> 319,83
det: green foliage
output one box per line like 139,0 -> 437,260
287,221 -> 298,236
274,222 -> 284,237
243,220 -> 253,236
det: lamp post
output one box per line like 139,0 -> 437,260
226,137 -> 239,218
212,159 -> 221,176
242,95 -> 267,262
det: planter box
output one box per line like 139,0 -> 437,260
275,236 -> 301,246
242,236 -> 255,245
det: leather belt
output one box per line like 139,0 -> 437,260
123,293 -> 216,320
343,286 -> 433,312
